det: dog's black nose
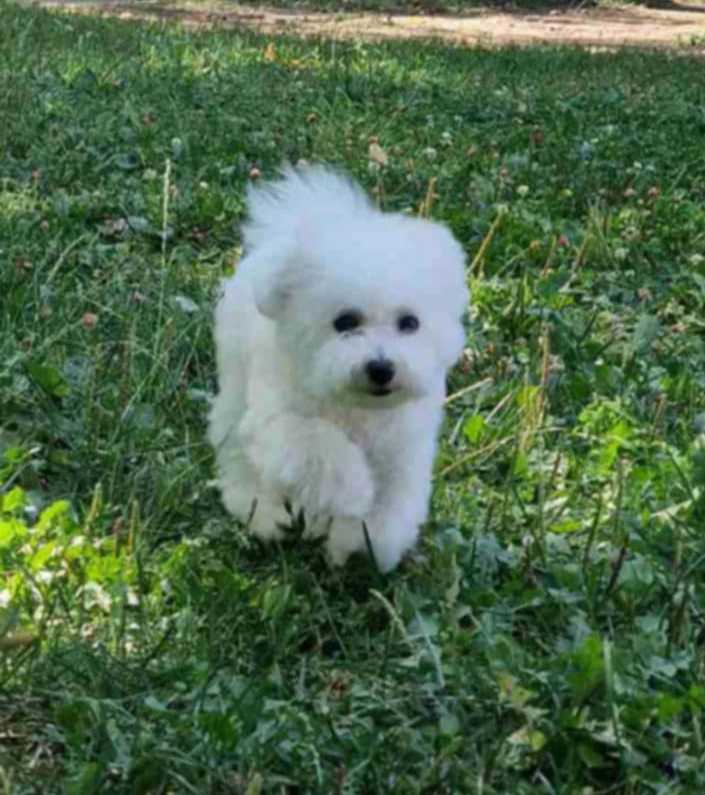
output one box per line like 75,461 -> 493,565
366,359 -> 395,387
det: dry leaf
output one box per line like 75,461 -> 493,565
368,142 -> 389,166
82,312 -> 98,330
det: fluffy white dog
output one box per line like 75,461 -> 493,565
208,165 -> 468,571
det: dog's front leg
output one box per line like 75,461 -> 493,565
239,410 -> 375,522
326,430 -> 436,572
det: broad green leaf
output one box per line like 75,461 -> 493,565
26,362 -> 70,398
0,519 -> 26,548
30,541 -> 57,572
37,500 -> 71,533
463,414 -> 486,444
439,711 -> 460,736
630,314 -> 660,354
1,486 -> 26,513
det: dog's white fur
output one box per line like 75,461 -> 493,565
209,165 -> 468,571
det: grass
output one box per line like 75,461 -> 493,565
2,3 -> 705,792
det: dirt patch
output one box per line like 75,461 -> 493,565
29,0 -> 705,49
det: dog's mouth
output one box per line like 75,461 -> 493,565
368,386 -> 394,397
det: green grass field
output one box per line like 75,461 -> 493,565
2,3 -> 705,792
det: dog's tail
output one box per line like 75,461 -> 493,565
242,164 -> 371,251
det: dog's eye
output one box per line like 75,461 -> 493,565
333,311 -> 362,333
398,314 -> 420,333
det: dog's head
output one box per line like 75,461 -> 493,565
245,170 -> 468,407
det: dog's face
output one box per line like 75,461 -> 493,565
292,293 -> 442,407
251,211 -> 468,407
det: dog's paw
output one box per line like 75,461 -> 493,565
301,513 -> 333,540
330,444 -> 375,518
241,413 -> 375,520
298,436 -> 375,520
325,514 -> 419,573
323,516 -> 361,567
247,500 -> 291,542
326,538 -> 353,568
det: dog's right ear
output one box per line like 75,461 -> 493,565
245,239 -> 303,319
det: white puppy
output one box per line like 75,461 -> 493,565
209,165 -> 468,572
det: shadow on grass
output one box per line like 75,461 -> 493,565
640,0 -> 705,12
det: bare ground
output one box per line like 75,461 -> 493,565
26,0 -> 705,49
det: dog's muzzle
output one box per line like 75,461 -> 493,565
365,358 -> 395,396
